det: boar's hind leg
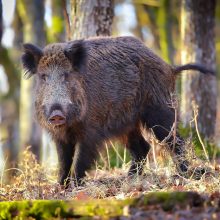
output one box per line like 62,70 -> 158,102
142,105 -> 189,175
127,128 -> 151,176
55,139 -> 76,186
73,141 -> 99,185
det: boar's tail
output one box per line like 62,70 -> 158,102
173,63 -> 215,75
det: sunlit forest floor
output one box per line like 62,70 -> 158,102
0,145 -> 220,201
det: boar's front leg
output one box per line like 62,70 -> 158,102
73,140 -> 99,185
55,139 -> 75,186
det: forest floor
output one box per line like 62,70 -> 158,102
1,147 -> 220,219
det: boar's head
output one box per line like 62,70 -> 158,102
21,40 -> 87,131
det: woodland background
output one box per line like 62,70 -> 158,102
0,0 -> 220,180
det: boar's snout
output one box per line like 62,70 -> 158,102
48,110 -> 66,126
47,104 -> 66,126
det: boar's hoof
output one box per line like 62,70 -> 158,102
191,167 -> 206,180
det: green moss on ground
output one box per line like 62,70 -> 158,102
134,191 -> 203,211
0,191 -> 204,219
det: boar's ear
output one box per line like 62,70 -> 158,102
64,40 -> 87,73
22,43 -> 43,78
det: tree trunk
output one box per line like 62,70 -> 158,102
18,0 -> 46,160
13,5 -> 24,49
0,46 -> 20,167
0,0 -> 21,172
157,0 -> 175,64
0,0 -> 3,174
142,0 -> 175,64
0,0 -> 2,44
69,0 -> 114,39
180,0 -> 217,139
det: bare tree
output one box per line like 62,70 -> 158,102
180,0 -> 217,139
0,0 -> 21,170
69,0 -> 114,39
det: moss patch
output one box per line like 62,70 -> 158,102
0,191 -> 204,219
133,191 -> 203,211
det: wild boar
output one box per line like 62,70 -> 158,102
21,36 -> 212,185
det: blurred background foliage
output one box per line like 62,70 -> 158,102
0,0 -> 220,179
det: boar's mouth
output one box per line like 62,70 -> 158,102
48,110 -> 66,126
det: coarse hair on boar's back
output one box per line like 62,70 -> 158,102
21,36 -> 213,186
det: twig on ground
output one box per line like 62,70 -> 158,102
191,101 -> 209,161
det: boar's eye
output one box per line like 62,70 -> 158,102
40,74 -> 48,81
62,72 -> 69,81
63,72 -> 69,80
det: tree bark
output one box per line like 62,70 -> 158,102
70,0 -> 114,39
180,0 -> 217,139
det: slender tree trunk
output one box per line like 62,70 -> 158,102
0,0 -> 3,174
0,0 -> 2,44
0,0 -> 21,172
157,0 -> 175,64
0,47 -> 20,167
18,0 -> 46,160
70,0 -> 114,39
180,0 -> 217,139
13,5 -> 23,48
143,5 -> 161,51
143,0 -> 175,63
